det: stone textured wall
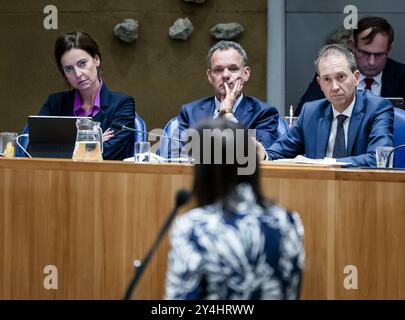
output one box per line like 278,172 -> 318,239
0,0 -> 267,132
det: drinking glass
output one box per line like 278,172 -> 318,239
375,146 -> 394,168
134,141 -> 150,162
0,132 -> 18,158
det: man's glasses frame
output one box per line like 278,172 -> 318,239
355,46 -> 388,60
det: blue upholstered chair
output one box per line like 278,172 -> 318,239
394,107 -> 405,168
157,116 -> 180,158
277,116 -> 288,137
134,112 -> 147,142
15,125 -> 29,157
126,112 -> 147,158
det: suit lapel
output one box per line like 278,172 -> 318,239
234,96 -> 253,127
61,90 -> 75,116
92,84 -> 109,124
347,91 -> 365,155
316,102 -> 333,157
381,58 -> 396,97
195,98 -> 215,120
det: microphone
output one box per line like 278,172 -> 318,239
16,134 -> 32,158
123,189 -> 191,300
122,125 -> 187,143
386,144 -> 405,168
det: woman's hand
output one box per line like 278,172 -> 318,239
102,128 -> 114,142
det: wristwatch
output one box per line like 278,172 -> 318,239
219,108 -> 232,117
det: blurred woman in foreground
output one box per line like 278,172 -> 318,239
165,118 -> 304,299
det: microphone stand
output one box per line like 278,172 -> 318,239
122,125 -> 186,143
386,144 -> 405,168
123,189 -> 190,300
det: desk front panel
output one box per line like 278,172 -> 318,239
1,159 -> 405,299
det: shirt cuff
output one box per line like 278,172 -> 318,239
226,114 -> 238,123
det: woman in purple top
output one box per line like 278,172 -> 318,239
38,31 -> 135,160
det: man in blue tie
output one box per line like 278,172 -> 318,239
267,44 -> 393,167
176,41 -> 279,159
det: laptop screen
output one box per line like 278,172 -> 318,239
27,115 -> 89,158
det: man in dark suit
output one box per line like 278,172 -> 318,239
295,16 -> 405,116
268,44 -> 393,167
177,41 -> 279,159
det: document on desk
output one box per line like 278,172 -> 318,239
124,153 -> 192,163
270,155 -> 351,167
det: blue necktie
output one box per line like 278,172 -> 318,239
332,114 -> 348,158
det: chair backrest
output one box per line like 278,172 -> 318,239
157,116 -> 180,158
14,124 -> 29,157
134,112 -> 147,143
277,116 -> 288,137
394,107 -> 405,168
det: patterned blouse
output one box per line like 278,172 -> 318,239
165,183 -> 304,300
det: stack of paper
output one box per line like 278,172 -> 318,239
270,155 -> 351,166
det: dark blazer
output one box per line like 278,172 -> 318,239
267,90 -> 394,167
38,83 -> 135,160
178,95 -> 279,149
295,58 -> 405,116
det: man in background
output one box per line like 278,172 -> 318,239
295,16 -> 405,116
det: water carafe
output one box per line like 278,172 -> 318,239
72,118 -> 103,161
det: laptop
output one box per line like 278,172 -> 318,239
27,115 -> 89,158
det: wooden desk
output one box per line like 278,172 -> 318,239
1,158 -> 405,299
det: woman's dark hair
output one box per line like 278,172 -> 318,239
54,31 -> 102,79
192,118 -> 264,208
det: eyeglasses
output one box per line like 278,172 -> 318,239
356,47 -> 388,60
